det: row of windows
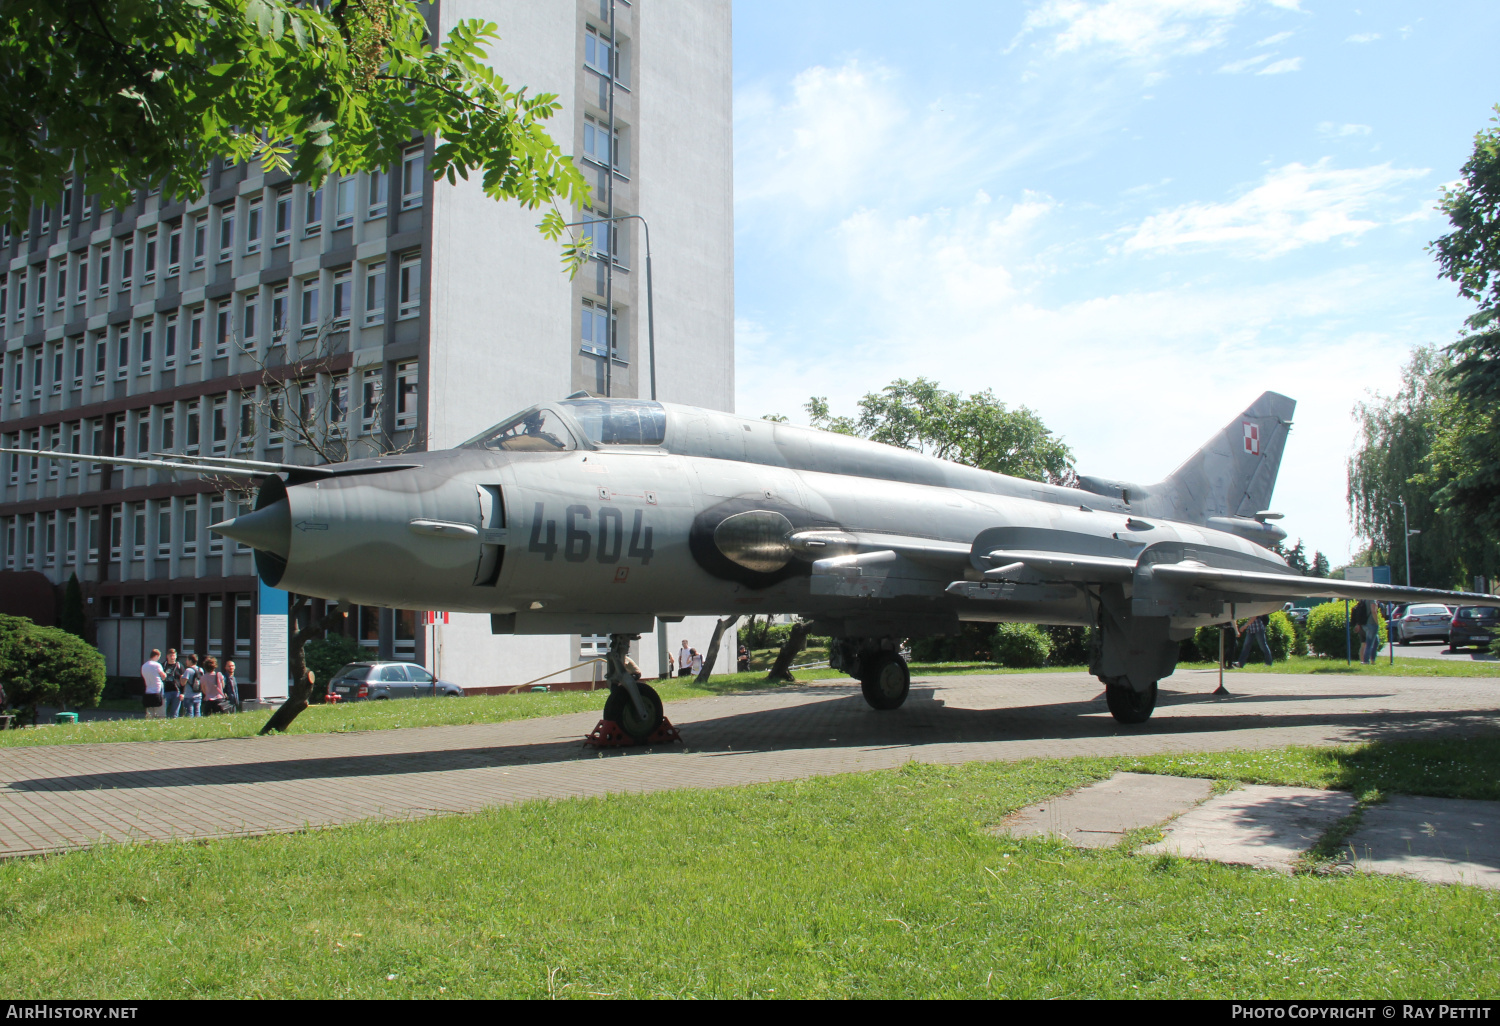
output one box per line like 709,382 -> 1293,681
0,147 -> 424,268
2,363 -> 419,488
2,257 -> 419,406
1,494 -> 250,571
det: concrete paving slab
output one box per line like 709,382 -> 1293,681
1347,795 -> 1500,890
1140,785 -> 1356,872
998,772 -> 1215,847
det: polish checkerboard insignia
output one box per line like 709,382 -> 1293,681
1243,422 -> 1260,455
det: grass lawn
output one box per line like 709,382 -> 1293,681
1,738 -> 1497,999
1181,655 -> 1500,678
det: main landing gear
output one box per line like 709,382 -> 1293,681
583,633 -> 682,747
832,640 -> 912,711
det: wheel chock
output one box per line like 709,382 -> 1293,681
583,717 -> 684,748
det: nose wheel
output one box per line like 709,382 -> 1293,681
584,633 -> 683,747
858,651 -> 911,710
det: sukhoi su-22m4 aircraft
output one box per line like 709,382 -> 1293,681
13,391 -> 1499,740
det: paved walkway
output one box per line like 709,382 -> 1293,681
2,668 -> 1498,858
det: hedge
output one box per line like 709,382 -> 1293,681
1307,601 -> 1386,658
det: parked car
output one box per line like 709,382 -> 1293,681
1392,603 -> 1457,645
1449,607 -> 1499,653
327,662 -> 465,701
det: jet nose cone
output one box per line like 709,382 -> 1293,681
211,499 -> 291,557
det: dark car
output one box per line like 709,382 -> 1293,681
1448,607 -> 1499,653
327,661 -> 465,701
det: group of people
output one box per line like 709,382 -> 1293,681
139,648 -> 241,718
1233,598 -> 1388,667
675,640 -> 703,677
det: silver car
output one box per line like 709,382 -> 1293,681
1392,603 -> 1455,645
327,662 -> 465,701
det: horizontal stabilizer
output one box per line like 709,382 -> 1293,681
1148,562 -> 1500,607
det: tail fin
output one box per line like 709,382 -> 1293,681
1152,391 -> 1296,522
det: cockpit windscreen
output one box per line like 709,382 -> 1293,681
558,399 -> 667,446
466,407 -> 577,452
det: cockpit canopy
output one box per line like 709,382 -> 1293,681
465,399 -> 666,452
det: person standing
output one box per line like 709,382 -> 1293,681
690,647 -> 704,677
223,660 -> 241,713
177,654 -> 203,718
1235,614 -> 1274,667
140,649 -> 166,719
677,639 -> 692,678
1355,598 -> 1381,664
737,643 -> 750,673
200,657 -> 229,714
161,648 -> 183,719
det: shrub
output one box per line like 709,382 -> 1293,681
991,623 -> 1053,668
909,623 -> 994,662
305,634 -> 366,688
1045,625 -> 1090,666
0,613 -> 106,716
1307,601 -> 1386,658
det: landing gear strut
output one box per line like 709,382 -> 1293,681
583,633 -> 681,747
833,640 -> 912,711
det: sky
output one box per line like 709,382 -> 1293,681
730,0 -> 1500,565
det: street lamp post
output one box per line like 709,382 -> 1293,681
561,213 -> 657,401
1385,497 -> 1416,587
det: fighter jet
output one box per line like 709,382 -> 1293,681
10,390 -> 1497,739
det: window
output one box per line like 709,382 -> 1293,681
580,299 -> 616,358
138,322 -> 153,373
208,596 -> 225,656
93,335 -> 106,383
185,400 -> 200,454
238,391 -> 255,450
300,275 -> 320,334
5,353 -> 16,402
192,216 -> 207,269
40,203 -> 51,237
112,420 -> 124,459
121,243 -> 133,290
115,331 -> 129,380
217,207 -> 235,262
304,186 -> 323,237
67,420 -> 80,475
267,394 -> 284,448
0,274 -> 6,327
335,176 -> 355,228
30,346 -> 43,398
182,500 -> 198,556
163,313 -> 178,369
235,597 -> 253,655
86,511 -> 99,563
188,307 -> 204,362
132,502 -> 146,559
43,426 -> 58,478
157,505 -> 172,557
208,499 -> 225,555
2,519 -> 12,569
329,374 -> 349,435
64,515 -> 76,565
162,410 -> 175,450
24,516 -> 35,567
167,224 -> 181,276
232,497 -> 253,552
299,381 -> 317,427
397,253 -> 421,319
215,302 -> 230,358
360,368 -> 383,435
584,117 -> 616,168
181,597 -> 197,641
54,263 -> 66,310
271,284 -> 289,345
50,343 -> 63,393
71,340 -> 83,387
242,295 -> 259,347
585,26 -> 613,76
211,395 -> 228,455
98,250 -> 110,295
44,514 -> 57,567
274,190 -> 292,246
331,267 -> 352,326
401,146 -> 425,209
368,169 -> 388,218
35,270 -> 45,315
135,414 -> 149,456
363,261 -> 385,325
60,180 -> 73,228
142,230 -> 157,284
395,361 -> 418,430
245,198 -> 262,254
74,258 -> 87,303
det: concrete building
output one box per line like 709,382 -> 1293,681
0,0 -> 734,694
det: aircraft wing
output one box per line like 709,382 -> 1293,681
0,447 -> 267,478
1148,562 -> 1500,607
0,448 -> 419,483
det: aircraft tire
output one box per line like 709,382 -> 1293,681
1104,678 -> 1157,724
603,681 -> 665,742
859,653 -> 910,711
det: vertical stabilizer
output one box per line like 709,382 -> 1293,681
1150,392 -> 1296,522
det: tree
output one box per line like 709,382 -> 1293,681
259,598 -> 346,734
694,615 -> 738,685
765,621 -> 809,683
0,614 -> 106,722
1429,104 -> 1500,532
1283,540 -> 1309,576
1,0 -> 590,268
805,378 -> 1075,483
1310,551 -> 1331,579
59,573 -> 87,638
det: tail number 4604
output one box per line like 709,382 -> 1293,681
527,503 -> 654,564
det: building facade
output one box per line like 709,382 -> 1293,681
0,0 -> 734,692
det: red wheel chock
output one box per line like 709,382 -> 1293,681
583,717 -> 683,748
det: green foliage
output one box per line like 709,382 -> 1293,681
0,614 -> 106,714
304,634 -> 365,688
1429,105 -> 1500,533
1191,612 -> 1296,664
908,623 -> 994,662
805,378 -> 1075,484
59,574 -> 86,639
1306,602 -> 1386,659
991,623 -> 1053,668
0,0 -> 590,271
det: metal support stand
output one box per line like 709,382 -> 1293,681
1214,624 -> 1229,695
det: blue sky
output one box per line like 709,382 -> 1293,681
730,0 -> 1500,564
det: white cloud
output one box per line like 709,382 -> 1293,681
1346,32 -> 1381,43
1219,53 -> 1272,73
1255,31 -> 1294,45
1016,0 -> 1247,60
1257,56 -> 1303,74
1123,160 -> 1426,257
1318,122 -> 1373,137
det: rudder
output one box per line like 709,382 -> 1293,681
1152,392 -> 1296,522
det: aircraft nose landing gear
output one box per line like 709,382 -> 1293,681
583,633 -> 683,747
833,640 -> 912,710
